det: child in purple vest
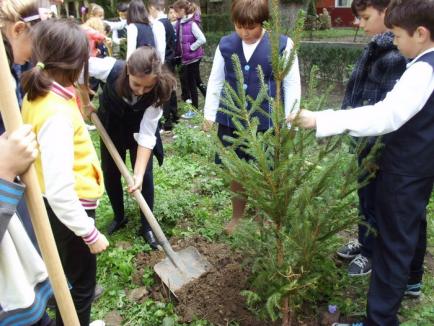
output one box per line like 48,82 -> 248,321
290,0 -> 434,324
173,0 -> 206,118
203,0 -> 301,234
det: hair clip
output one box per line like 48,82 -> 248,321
36,62 -> 45,70
22,14 -> 41,23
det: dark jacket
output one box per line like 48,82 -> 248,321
342,32 -> 407,153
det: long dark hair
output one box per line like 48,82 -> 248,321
127,0 -> 149,25
21,19 -> 89,101
116,46 -> 176,107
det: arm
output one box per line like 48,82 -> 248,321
0,178 -> 24,242
126,24 -> 138,60
282,39 -> 301,117
77,57 -> 117,120
293,62 -> 434,138
129,106 -> 162,192
190,22 -> 206,51
38,114 -> 107,252
105,19 -> 127,31
152,20 -> 166,63
0,125 -> 37,241
203,46 -> 225,127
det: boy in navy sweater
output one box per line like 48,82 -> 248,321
336,0 -> 407,277
291,0 -> 434,324
203,0 -> 301,234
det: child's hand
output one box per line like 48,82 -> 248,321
128,174 -> 143,193
287,109 -> 317,129
81,103 -> 96,122
202,119 -> 214,132
88,233 -> 109,254
0,125 -> 38,181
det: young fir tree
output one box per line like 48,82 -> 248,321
213,1 -> 379,325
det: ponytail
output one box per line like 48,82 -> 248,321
172,0 -> 197,15
21,64 -> 52,101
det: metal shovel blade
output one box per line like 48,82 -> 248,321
154,246 -> 212,294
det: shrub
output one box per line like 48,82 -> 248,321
298,42 -> 363,83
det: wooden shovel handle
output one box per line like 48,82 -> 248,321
91,113 -> 181,266
0,35 -> 79,325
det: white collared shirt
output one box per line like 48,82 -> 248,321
315,48 -> 434,138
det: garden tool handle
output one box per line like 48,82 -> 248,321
0,34 -> 79,325
91,113 -> 180,262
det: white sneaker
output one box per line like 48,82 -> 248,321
89,320 -> 105,326
86,124 -> 97,131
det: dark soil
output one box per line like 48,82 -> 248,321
134,236 -> 269,326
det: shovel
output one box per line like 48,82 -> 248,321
91,113 -> 211,294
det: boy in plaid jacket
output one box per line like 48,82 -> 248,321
336,0 -> 407,277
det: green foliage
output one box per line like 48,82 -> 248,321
171,123 -> 214,157
298,43 -> 363,83
202,14 -> 233,33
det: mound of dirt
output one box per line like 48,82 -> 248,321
134,236 -> 269,326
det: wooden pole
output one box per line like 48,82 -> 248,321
0,34 -> 79,325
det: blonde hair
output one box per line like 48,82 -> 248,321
0,0 -> 39,29
89,3 -> 104,18
82,16 -> 105,34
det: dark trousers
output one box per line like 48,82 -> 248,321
44,200 -> 96,326
100,129 -> 154,233
366,172 -> 431,326
162,62 -> 178,128
180,61 -> 200,109
357,156 -> 377,258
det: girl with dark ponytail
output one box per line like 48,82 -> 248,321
84,46 -> 176,249
21,19 -> 108,326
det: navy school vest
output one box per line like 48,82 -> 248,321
159,17 -> 176,64
97,60 -> 163,165
379,51 -> 434,176
135,23 -> 155,48
216,32 -> 287,131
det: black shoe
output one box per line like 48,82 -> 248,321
107,218 -> 128,235
198,83 -> 207,97
47,284 -> 104,309
142,230 -> 159,250
93,284 -> 104,301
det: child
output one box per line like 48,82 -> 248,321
105,2 -> 128,51
335,0 -> 407,277
0,125 -> 53,326
21,19 -> 108,326
168,6 -> 178,26
126,0 -> 165,62
203,0 -> 301,234
148,0 -> 179,131
173,0 -> 206,117
0,0 -> 43,246
291,0 -> 434,324
84,46 -> 176,249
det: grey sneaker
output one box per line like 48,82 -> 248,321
348,254 -> 372,276
404,283 -> 421,298
332,323 -> 363,326
337,240 -> 362,259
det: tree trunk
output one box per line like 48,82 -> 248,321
280,3 -> 304,34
